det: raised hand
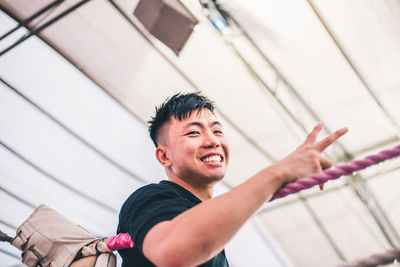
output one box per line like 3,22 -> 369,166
277,123 -> 348,185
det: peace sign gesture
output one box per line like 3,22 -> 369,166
278,123 -> 348,185
303,123 -> 347,153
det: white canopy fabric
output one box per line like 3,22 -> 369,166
0,0 -> 399,266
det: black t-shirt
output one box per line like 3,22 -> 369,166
117,180 -> 229,267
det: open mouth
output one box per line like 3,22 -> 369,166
200,154 -> 223,163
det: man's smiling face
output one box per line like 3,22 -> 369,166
157,108 -> 229,186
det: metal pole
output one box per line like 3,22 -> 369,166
0,0 -> 63,41
0,0 -> 90,57
305,0 -> 400,248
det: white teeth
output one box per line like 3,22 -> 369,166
202,155 -> 221,163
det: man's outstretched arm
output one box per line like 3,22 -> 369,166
143,124 -> 347,267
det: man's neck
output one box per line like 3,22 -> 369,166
169,177 -> 214,201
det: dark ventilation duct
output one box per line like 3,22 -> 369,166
133,0 -> 198,55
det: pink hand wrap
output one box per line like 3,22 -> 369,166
270,144 -> 400,201
107,233 -> 134,251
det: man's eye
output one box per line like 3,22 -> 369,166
214,130 -> 224,135
186,131 -> 200,135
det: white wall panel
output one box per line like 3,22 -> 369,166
0,146 -> 115,236
307,188 -> 389,260
0,36 -> 164,183
313,0 -> 400,126
0,191 -> 34,267
0,84 -> 142,211
230,0 -> 398,153
259,201 -> 342,267
368,169 -> 400,235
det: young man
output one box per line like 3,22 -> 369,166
117,92 -> 347,267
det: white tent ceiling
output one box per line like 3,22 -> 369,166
0,0 -> 400,266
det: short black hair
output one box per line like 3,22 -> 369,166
148,92 -> 215,147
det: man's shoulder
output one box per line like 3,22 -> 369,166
118,181 -> 190,231
122,181 -> 179,208
130,180 -> 177,198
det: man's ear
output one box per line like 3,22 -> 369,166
155,146 -> 172,167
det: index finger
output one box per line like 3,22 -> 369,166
302,122 -> 324,146
314,127 -> 348,152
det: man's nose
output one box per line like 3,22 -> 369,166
202,131 -> 220,148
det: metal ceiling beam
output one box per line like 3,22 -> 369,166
256,162 -> 400,252
305,0 -> 400,134
0,248 -> 20,260
0,219 -> 17,231
257,181 -> 393,251
0,77 -> 147,185
0,3 -> 150,128
225,14 -> 352,161
0,183 -> 101,237
257,163 -> 400,250
305,0 -> 400,249
0,0 -> 90,57
220,2 -> 400,162
0,139 -> 118,214
352,135 -> 400,157
0,0 -> 63,41
226,41 -> 309,135
300,196 -> 347,261
0,185 -> 36,210
349,176 -> 400,248
252,217 -> 301,267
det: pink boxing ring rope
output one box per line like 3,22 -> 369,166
270,144 -> 400,201
105,144 -> 400,250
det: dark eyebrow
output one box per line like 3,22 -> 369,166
183,122 -> 203,130
183,121 -> 222,130
212,121 -> 222,127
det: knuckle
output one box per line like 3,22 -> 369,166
303,144 -> 314,150
309,150 -> 319,158
312,161 -> 320,171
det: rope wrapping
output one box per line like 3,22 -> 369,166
337,249 -> 400,267
107,233 -> 134,251
270,145 -> 400,201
